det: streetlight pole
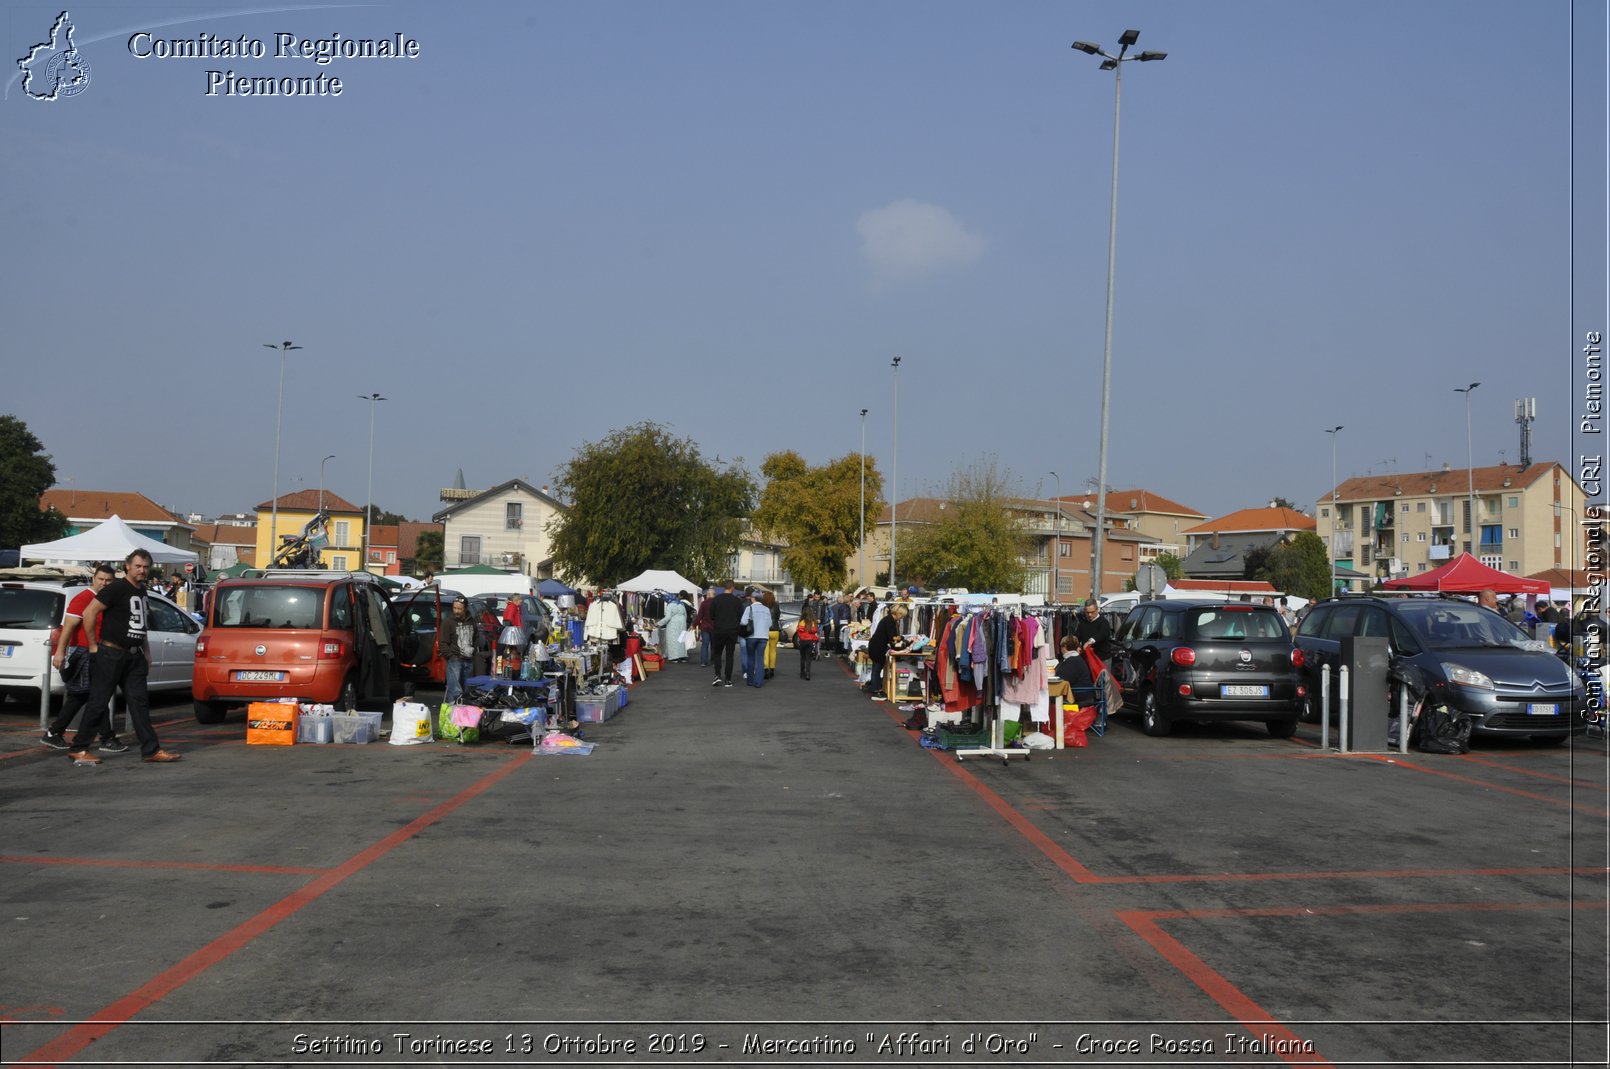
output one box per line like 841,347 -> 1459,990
1072,30 -> 1166,598
318,455 -> 336,517
1049,471 -> 1062,603
262,340 -> 303,560
859,408 -> 868,590
890,356 -> 901,593
359,393 -> 386,572
1326,426 -> 1344,592
1455,382 -> 1480,556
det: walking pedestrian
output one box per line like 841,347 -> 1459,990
658,593 -> 690,663
740,589 -> 773,688
695,587 -> 715,667
42,563 -> 125,752
796,605 -> 820,680
707,580 -> 745,688
70,549 -> 180,765
760,588 -> 781,679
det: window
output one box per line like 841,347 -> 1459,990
1401,533 -> 1410,543
330,555 -> 348,570
1120,545 -> 1134,562
334,520 -> 350,546
1058,542 -> 1070,557
1479,553 -> 1502,569
329,586 -> 352,629
506,502 -> 523,530
1507,528 -> 1518,539
460,536 -> 481,566
1417,532 -> 1428,542
1320,507 -> 1330,518
1509,560 -> 1519,571
1057,575 -> 1074,594
1416,501 -> 1426,512
387,551 -> 396,563
1417,562 -> 1426,571
1507,496 -> 1519,508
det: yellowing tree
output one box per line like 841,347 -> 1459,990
900,459 -> 1035,592
752,450 -> 884,593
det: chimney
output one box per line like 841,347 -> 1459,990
1441,462 -> 1451,473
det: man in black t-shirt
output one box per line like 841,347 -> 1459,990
70,549 -> 181,765
706,580 -> 746,687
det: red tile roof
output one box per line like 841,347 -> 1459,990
41,489 -> 188,526
1185,507 -> 1316,535
1170,578 -> 1279,594
254,490 -> 363,513
368,524 -> 399,549
1526,567 -> 1595,590
1332,462 -> 1564,502
191,523 -> 256,547
398,521 -> 441,558
1096,488 -> 1205,518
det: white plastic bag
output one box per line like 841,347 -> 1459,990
1021,731 -> 1055,750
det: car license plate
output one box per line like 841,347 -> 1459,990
234,670 -> 285,682
1223,684 -> 1270,698
0,647 -> 11,658
1527,703 -> 1559,716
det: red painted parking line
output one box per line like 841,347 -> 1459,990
1117,900 -> 1604,1069
0,854 -> 326,876
16,750 -> 534,1067
1357,753 -> 1610,817
1454,752 -> 1603,789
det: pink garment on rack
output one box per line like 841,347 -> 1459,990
999,615 -> 1047,706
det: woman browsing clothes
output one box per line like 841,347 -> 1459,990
863,604 -> 908,702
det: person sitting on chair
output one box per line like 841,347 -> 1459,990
1054,635 -> 1095,691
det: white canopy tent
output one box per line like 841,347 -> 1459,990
615,569 -> 701,595
21,514 -> 199,566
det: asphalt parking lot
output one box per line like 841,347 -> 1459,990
1,654 -> 1606,1068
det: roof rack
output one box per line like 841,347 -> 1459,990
234,569 -> 386,582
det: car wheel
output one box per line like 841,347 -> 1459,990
193,700 -> 228,724
339,676 -> 358,713
1267,716 -> 1298,739
1140,690 -> 1171,737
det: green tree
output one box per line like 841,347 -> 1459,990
413,529 -> 443,574
1153,552 -> 1183,582
899,458 -> 1035,592
1243,544 -> 1273,582
362,505 -> 408,526
1258,531 -> 1333,602
1270,496 -> 1299,510
548,422 -> 756,586
0,415 -> 68,549
752,450 -> 885,593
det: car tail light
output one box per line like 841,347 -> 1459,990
319,639 -> 346,659
1296,684 -> 1307,698
1290,648 -> 1305,668
1171,646 -> 1196,666
195,635 -> 209,656
1178,683 -> 1193,696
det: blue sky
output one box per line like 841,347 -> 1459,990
3,0 -> 1605,526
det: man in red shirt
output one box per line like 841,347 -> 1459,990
42,564 -> 125,752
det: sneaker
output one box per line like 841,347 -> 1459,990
68,751 -> 101,766
711,678 -> 723,687
724,681 -> 734,688
870,694 -> 888,702
41,733 -> 69,750
98,737 -> 130,754
142,750 -> 183,763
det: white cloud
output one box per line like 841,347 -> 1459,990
856,199 -> 985,284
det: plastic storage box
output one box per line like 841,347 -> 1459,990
296,716 -> 333,744
329,714 -> 374,744
576,695 -> 615,723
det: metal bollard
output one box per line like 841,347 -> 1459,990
1397,685 -> 1410,755
1320,668 -> 1331,751
37,663 -> 50,731
1338,665 -> 1351,753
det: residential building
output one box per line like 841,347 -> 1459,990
1091,488 -> 1207,562
851,496 -> 1157,600
367,525 -> 400,576
253,490 -> 365,571
1315,461 -> 1590,581
728,525 -> 794,597
40,488 -> 198,556
191,523 -> 258,572
1180,507 -> 1317,581
432,478 -> 567,577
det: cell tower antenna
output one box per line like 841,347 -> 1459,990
1514,398 -> 1535,467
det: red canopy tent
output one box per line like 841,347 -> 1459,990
1379,552 -> 1549,595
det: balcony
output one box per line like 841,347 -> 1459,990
1428,544 -> 1452,561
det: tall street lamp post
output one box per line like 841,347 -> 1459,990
859,408 -> 868,590
890,356 -> 901,593
1326,425 -> 1344,591
359,393 -> 386,572
318,455 -> 336,517
262,340 -> 303,559
1455,382 -> 1480,555
1072,30 -> 1167,598
1049,471 -> 1062,603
